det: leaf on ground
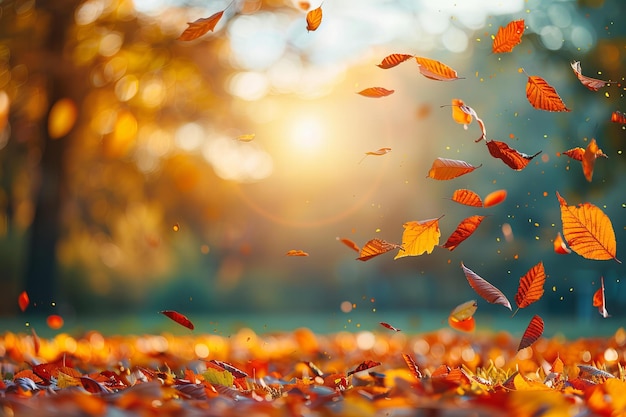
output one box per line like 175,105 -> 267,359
394,217 -> 442,259
203,368 -> 235,387
357,87 -> 395,98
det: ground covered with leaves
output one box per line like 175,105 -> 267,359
2,327 -> 626,417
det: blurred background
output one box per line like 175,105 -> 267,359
0,0 -> 624,336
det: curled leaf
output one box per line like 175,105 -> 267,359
357,87 -> 395,98
556,192 -> 619,263
394,217 -> 442,259
448,300 -> 477,332
306,5 -> 323,31
415,57 -> 461,81
160,310 -> 195,330
571,61 -> 607,91
485,140 -> 541,170
377,53 -> 413,69
402,353 -> 422,379
593,276 -> 609,318
492,19 -> 525,53
461,262 -> 512,310
451,98 -> 472,126
525,73 -> 570,112
178,10 -> 225,41
347,360 -> 381,376
360,147 -> 391,163
582,138 -> 606,182
553,232 -> 571,255
451,189 -> 483,207
442,215 -> 485,251
428,157 -> 481,180
286,249 -> 309,256
357,239 -> 401,261
518,315 -> 544,351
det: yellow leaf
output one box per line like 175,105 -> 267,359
203,368 -> 234,387
513,373 -> 550,391
394,217 -> 442,259
48,98 -> 77,139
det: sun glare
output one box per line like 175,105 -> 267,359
288,116 -> 326,154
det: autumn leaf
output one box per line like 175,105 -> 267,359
518,315 -> 544,351
347,360 -> 381,376
357,239 -> 401,261
306,5 -> 323,31
451,98 -> 472,126
18,290 -> 29,312
415,57 -> 461,81
337,237 -> 359,252
286,249 -> 309,256
492,19 -> 525,53
582,138 -> 606,182
210,359 -> 248,378
297,1 -> 311,10
360,147 -> 391,163
593,276 -> 609,318
461,262 -> 512,310
448,315 -> 475,332
203,367 -> 235,387
235,133 -> 256,142
513,261 -> 546,316
442,215 -> 485,251
483,189 -> 507,208
556,192 -> 619,263
379,322 -> 401,332
377,53 -> 413,69
47,314 -> 64,329
160,310 -> 195,330
448,300 -> 477,332
553,231 -> 571,255
394,217 -> 442,259
402,353 -> 422,379
611,110 -> 626,124
485,140 -> 541,170
451,189 -> 483,207
357,87 -> 395,98
427,157 -> 481,180
178,10 -> 225,41
570,61 -> 607,91
525,72 -> 570,112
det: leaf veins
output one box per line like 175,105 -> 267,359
461,262 -> 512,310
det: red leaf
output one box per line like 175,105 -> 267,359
178,11 -> 225,41
402,353 -> 422,380
347,360 -> 381,376
160,310 -> 195,330
356,239 -> 401,261
461,262 -> 512,310
611,110 -> 626,124
18,291 -> 29,312
570,61 -> 607,91
357,87 -> 395,98
377,53 -> 413,69
485,140 -> 541,170
492,19 -> 525,53
593,276 -> 609,318
379,322 -> 401,332
513,261 -> 546,315
518,315 -> 544,351
442,215 -> 485,251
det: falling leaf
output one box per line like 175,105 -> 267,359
394,217 -> 442,259
556,192 -> 619,263
570,61 -> 607,91
357,87 -> 395,98
306,5 -> 323,31
347,360 -> 381,376
582,138 -> 606,182
448,300 -> 477,332
611,110 -> 626,124
485,140 -> 541,170
297,1 -> 311,10
525,73 -> 570,112
402,353 -> 422,379
379,322 -> 401,332
178,10 -> 225,41
451,189 -> 483,207
448,315 -> 476,332
286,249 -> 309,257
513,261 -> 546,316
337,237 -> 359,252
593,276 -> 609,318
160,310 -> 195,330
377,53 -> 414,69
442,215 -> 485,251
562,143 -> 607,163
357,239 -> 401,261
518,315 -> 544,351
461,262 -> 512,310
427,157 -> 481,180
47,314 -> 64,330
451,98 -> 472,126
415,57 -> 461,81
235,133 -> 256,142
18,291 -> 29,312
553,232 -> 571,255
360,147 -> 392,163
48,98 -> 77,139
483,190 -> 507,208
492,19 -> 525,53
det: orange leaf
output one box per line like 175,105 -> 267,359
365,147 -> 391,156
297,1 -> 310,10
593,276 -> 609,318
357,87 -> 395,98
306,5 -> 323,31
492,19 -> 525,53
415,57 -> 461,81
451,98 -> 472,126
611,110 -> 626,124
514,261 -> 546,314
582,138 -> 607,182
518,315 -> 544,351
377,53 -> 413,69
461,262 -> 512,310
160,310 -> 195,330
483,189 -> 507,208
525,73 -> 570,112
235,133 -> 256,142
556,192 -> 620,262
357,238 -> 401,261
561,144 -> 607,163
448,315 -> 475,332
286,249 -> 309,256
18,290 -> 29,312
394,217 -> 442,259
442,215 -> 485,251
178,10 -> 225,41
570,61 -> 607,91
336,237 -> 359,252
449,300 -> 478,322
379,322 -> 401,332
427,157 -> 481,180
402,353 -> 422,379
553,231 -> 571,255
485,140 -> 541,170
47,314 -> 64,330
451,189 -> 483,207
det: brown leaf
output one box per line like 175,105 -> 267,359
306,6 -> 323,31
570,61 -> 607,91
485,140 -> 541,170
415,57 -> 461,81
557,192 -> 619,262
357,87 -> 395,98
402,353 -> 422,379
347,360 -> 381,376
377,53 -> 414,69
178,11 -> 225,41
518,315 -> 544,351
427,157 -> 481,180
442,215 -> 485,251
525,73 -> 570,112
461,262 -> 512,310
357,239 -> 401,261
492,19 -> 525,53
514,261 -> 546,314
